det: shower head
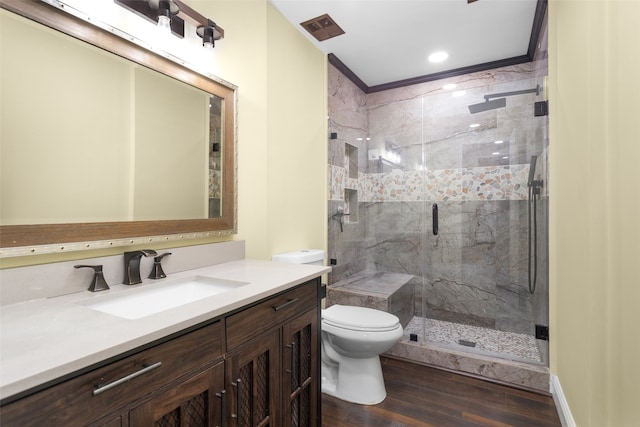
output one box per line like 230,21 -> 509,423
469,85 -> 541,114
527,155 -> 537,186
468,97 -> 506,114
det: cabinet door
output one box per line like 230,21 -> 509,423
282,308 -> 319,427
129,361 -> 225,426
225,331 -> 279,427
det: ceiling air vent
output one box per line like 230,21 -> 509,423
300,14 -> 345,42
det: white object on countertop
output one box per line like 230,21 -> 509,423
271,249 -> 325,265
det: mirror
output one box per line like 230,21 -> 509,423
0,0 -> 236,251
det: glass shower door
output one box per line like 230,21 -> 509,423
420,75 -> 549,366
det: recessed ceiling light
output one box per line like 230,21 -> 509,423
443,83 -> 457,90
502,156 -> 509,159
469,123 -> 480,128
492,152 -> 500,155
494,140 -> 504,144
428,51 -> 448,63
453,90 -> 466,97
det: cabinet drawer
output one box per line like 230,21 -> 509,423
226,280 -> 318,351
1,320 -> 223,427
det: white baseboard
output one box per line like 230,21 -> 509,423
550,374 -> 576,427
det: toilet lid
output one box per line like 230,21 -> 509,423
322,305 -> 400,332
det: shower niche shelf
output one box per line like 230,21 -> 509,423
344,189 -> 358,223
345,143 -> 358,179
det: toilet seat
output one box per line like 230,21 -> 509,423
322,305 -> 400,332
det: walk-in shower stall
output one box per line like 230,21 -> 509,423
327,60 -> 550,391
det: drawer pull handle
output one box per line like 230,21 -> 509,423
215,389 -> 227,427
273,298 -> 299,311
92,362 -> 162,396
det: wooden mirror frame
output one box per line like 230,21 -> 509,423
0,0 -> 237,253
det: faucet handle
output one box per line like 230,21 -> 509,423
74,265 -> 110,292
148,252 -> 172,280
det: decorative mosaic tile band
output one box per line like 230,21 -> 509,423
329,164 -> 531,202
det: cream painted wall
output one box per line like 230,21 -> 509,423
549,1 -> 640,425
193,0 -> 327,260
1,11 -> 131,224
266,6 -> 328,257
191,0 -> 271,260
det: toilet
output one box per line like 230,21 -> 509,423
272,249 -> 404,405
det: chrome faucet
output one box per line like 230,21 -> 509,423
123,250 -> 157,285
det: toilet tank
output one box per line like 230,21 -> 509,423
272,249 -> 325,265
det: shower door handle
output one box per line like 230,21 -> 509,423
432,203 -> 438,236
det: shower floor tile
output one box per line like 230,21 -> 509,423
403,316 -> 542,363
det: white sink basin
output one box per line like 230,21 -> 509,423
81,276 -> 249,319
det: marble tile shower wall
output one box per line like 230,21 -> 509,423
328,60 -> 549,336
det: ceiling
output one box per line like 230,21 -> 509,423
268,0 -> 546,92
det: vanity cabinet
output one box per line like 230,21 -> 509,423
1,320 -> 225,427
0,278 -> 321,427
225,278 -> 320,427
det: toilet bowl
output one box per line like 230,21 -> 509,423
271,249 -> 403,405
321,304 -> 403,405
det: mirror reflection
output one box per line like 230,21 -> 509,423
1,10 -> 222,224
0,1 -> 236,251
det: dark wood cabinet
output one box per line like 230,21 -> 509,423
0,278 -> 321,427
1,320 -> 224,427
225,331 -> 279,426
224,278 -> 320,427
282,308 -> 318,427
129,361 -> 225,426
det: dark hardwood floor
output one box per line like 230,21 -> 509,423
321,357 -> 562,427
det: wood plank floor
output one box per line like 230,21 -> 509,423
321,357 -> 562,427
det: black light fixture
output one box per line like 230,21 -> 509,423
197,20 -> 221,49
152,0 -> 179,33
115,0 -> 224,46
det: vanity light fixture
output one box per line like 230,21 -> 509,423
197,20 -> 222,49
152,0 -> 179,33
115,0 -> 224,46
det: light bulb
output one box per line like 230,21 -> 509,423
157,15 -> 171,33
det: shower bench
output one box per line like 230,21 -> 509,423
326,270 -> 414,327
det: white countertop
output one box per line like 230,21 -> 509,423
0,259 -> 330,401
